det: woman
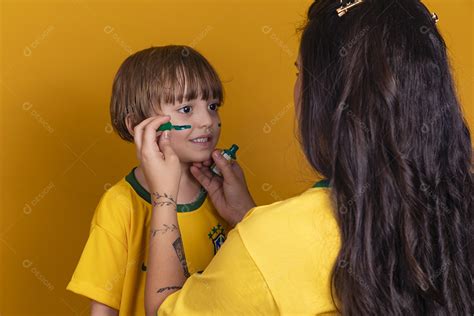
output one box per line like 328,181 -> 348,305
136,0 -> 473,314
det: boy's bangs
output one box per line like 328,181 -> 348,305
158,59 -> 223,106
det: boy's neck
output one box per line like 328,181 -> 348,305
134,163 -> 202,205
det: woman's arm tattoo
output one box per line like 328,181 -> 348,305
151,192 -> 177,207
172,236 -> 190,278
151,224 -> 178,237
157,285 -> 182,293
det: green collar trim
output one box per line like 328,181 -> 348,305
125,167 -> 207,213
313,179 -> 330,188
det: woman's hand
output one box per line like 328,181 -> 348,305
190,150 -> 256,226
136,116 -> 186,315
90,300 -> 118,316
133,115 -> 182,195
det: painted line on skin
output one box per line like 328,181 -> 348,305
156,122 -> 192,132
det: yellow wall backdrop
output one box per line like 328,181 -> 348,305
1,0 -> 472,314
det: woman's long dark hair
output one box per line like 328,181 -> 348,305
298,0 -> 473,314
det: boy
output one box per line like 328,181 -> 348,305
67,45 -> 229,315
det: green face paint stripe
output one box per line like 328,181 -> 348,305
173,124 -> 191,130
156,122 -> 192,132
125,167 -> 206,212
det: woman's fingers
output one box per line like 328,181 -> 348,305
191,150 -> 238,189
190,165 -> 222,191
141,116 -> 171,155
200,164 -> 217,179
133,116 -> 156,152
192,157 -> 214,168
230,160 -> 246,180
190,166 -> 211,189
211,151 -> 237,183
158,131 -> 177,160
202,158 -> 214,167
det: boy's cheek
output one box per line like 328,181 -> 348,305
167,113 -> 188,125
215,135 -> 220,145
169,133 -> 188,147
214,128 -> 221,143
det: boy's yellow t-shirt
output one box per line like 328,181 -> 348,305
158,180 -> 341,315
66,167 -> 229,315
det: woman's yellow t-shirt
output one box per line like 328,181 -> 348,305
159,181 -> 341,315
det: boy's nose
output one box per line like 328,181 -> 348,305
196,110 -> 213,129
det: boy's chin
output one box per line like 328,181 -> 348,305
181,151 -> 213,164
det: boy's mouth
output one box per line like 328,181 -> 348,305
189,134 -> 213,146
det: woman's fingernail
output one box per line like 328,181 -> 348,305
163,131 -> 170,139
213,151 -> 221,159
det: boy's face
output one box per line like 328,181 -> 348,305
155,98 -> 221,163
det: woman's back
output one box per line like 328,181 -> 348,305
159,184 -> 341,315
239,184 -> 340,314
297,0 -> 473,314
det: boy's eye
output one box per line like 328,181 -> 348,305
178,105 -> 192,114
208,103 -> 221,111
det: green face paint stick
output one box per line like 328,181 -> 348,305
211,144 -> 239,176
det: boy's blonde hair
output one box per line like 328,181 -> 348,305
110,45 -> 223,142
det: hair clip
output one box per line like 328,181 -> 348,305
431,12 -> 439,24
336,0 -> 364,17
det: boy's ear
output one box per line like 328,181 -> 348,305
125,114 -> 135,138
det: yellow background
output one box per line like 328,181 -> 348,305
1,0 -> 472,314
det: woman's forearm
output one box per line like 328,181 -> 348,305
90,300 -> 118,316
144,189 -> 189,316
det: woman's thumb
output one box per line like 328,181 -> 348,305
159,131 -> 174,157
213,151 -> 236,182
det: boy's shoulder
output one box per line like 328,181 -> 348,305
103,176 -> 133,200
99,176 -> 134,207
91,175 -> 134,228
